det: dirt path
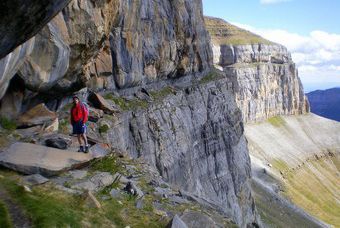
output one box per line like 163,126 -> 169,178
0,186 -> 32,228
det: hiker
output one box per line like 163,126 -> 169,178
71,95 -> 89,153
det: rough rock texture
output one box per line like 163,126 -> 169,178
105,79 -> 256,226
0,0 -> 71,59
223,62 -> 309,122
18,13 -> 70,91
0,143 -> 93,176
110,0 -> 212,89
0,39 -> 35,99
206,17 -> 309,123
17,103 -> 57,127
0,0 -> 212,99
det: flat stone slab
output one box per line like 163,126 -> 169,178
0,143 -> 93,176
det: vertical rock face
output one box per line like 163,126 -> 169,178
0,39 -> 35,99
0,2 -> 258,226
205,17 -> 309,123
110,0 -> 212,88
106,79 -> 256,226
0,0 -> 212,98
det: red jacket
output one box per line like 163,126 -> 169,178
71,103 -> 88,124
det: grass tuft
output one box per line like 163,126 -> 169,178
1,178 -> 82,227
0,200 -> 12,228
104,94 -> 148,111
199,69 -> 223,84
0,117 -> 16,131
267,116 -> 286,127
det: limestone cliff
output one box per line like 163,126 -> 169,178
205,17 -> 309,123
104,79 -> 256,226
0,0 -> 213,99
0,1 -> 258,227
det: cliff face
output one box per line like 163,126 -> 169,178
0,1 -> 259,227
0,0 -> 213,99
104,78 -> 256,226
205,17 -> 309,123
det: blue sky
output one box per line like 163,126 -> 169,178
203,0 -> 340,92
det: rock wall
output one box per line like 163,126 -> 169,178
0,2 -> 259,226
206,17 -> 309,123
0,0 -> 72,59
103,79 -> 257,227
0,0 -> 213,99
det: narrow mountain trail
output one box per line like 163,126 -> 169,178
0,186 -> 31,228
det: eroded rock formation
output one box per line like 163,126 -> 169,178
104,79 -> 257,226
206,17 -> 310,123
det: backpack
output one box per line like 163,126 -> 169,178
81,102 -> 89,121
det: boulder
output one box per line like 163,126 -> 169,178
180,211 -> 217,228
123,181 -> 144,198
89,143 -> 110,158
167,215 -> 188,228
72,172 -> 115,192
88,92 -> 120,114
88,107 -> 104,122
45,136 -> 71,150
0,142 -> 93,176
43,118 -> 59,133
68,170 -> 88,179
23,174 -> 49,185
17,103 -> 57,127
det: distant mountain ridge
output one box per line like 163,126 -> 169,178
307,87 -> 340,122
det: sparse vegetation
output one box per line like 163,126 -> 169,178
89,154 -> 121,174
150,87 -> 174,101
98,124 -> 110,134
0,200 -> 12,228
199,69 -> 224,84
283,158 -> 340,226
0,178 -> 82,227
205,17 -> 274,45
0,117 -> 16,131
104,94 -> 148,111
267,116 -> 286,127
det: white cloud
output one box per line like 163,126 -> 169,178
231,22 -> 340,90
260,0 -> 291,4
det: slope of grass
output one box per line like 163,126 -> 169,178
0,200 -> 12,228
283,157 -> 340,226
205,17 -> 273,45
1,178 -> 83,227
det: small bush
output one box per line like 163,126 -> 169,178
0,117 -> 16,131
99,124 -> 110,134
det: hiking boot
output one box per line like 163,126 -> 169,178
78,146 -> 84,152
84,145 -> 90,153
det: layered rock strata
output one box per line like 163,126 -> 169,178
205,17 -> 309,123
104,78 -> 257,227
0,2 -> 260,226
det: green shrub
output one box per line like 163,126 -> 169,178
0,117 -> 16,131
